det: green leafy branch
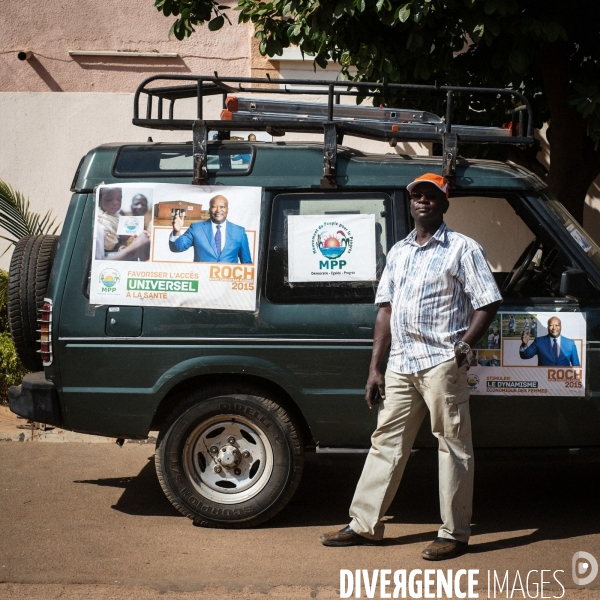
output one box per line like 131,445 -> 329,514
0,179 -> 60,319
154,0 -> 231,39
569,84 -> 600,148
152,0 -> 599,144
0,180 -> 59,254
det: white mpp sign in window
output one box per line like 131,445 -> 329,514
287,213 -> 377,282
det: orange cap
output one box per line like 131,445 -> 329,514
406,173 -> 450,198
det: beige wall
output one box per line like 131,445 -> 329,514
0,0 -> 252,269
0,92 -> 228,270
1,0 -> 600,273
0,0 -> 251,92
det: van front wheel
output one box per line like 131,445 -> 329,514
155,389 -> 304,528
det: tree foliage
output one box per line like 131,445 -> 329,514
154,0 -> 232,39
154,0 -> 600,222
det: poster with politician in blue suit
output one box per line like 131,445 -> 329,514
519,316 -> 580,366
464,311 -> 585,398
90,183 -> 261,311
169,195 -> 252,264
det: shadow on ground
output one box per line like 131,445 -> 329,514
75,447 -> 600,553
75,456 -> 180,518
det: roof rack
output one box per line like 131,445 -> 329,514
133,74 -> 534,188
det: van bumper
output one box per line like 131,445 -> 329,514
9,372 -> 62,427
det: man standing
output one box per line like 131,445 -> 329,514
169,194 -> 252,263
320,173 -> 502,560
520,316 -> 580,366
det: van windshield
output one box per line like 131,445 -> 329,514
544,199 -> 600,269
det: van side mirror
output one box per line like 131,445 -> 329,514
560,269 -> 592,299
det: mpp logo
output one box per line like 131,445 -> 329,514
573,551 -> 598,586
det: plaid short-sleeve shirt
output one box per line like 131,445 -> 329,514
375,222 -> 502,374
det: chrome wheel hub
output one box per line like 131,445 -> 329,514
182,415 -> 273,504
218,444 -> 242,469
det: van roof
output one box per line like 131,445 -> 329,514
73,141 -> 546,194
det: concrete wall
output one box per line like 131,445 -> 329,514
1,0 -> 250,93
0,92 -> 227,270
1,0 -> 600,273
2,87 -> 600,272
0,0 -> 252,269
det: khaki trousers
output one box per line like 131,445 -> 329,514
349,358 -> 474,543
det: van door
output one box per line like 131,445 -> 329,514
430,191 -> 600,447
261,191 -> 396,448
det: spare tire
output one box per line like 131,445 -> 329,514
8,235 -> 59,372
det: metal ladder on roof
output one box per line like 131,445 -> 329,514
132,74 -> 534,188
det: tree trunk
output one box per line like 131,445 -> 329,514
540,42 -> 600,224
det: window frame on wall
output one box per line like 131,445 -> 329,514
265,191 -> 394,304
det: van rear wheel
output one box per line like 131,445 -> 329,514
155,388 -> 304,528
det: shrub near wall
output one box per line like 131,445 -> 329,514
0,333 -> 27,402
0,275 -> 28,403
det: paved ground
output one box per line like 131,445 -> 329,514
1,440 -> 600,599
0,405 -> 129,443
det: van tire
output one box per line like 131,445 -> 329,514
155,385 -> 304,528
8,235 -> 59,372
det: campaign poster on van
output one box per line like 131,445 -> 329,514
465,312 -> 586,397
287,214 -> 377,282
90,183 -> 261,311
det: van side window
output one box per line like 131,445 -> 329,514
445,195 -> 572,298
266,193 -> 392,304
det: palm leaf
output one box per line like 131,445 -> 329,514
0,179 -> 61,306
0,179 -> 59,248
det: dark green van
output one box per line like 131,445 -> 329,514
8,75 -> 600,528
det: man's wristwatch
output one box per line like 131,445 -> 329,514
454,340 -> 471,354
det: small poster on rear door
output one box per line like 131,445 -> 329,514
465,311 -> 586,397
287,214 -> 377,282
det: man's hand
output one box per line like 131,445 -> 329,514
365,303 -> 392,409
172,212 -> 184,235
521,330 -> 530,346
454,346 -> 467,368
456,300 -> 502,366
365,369 -> 385,410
